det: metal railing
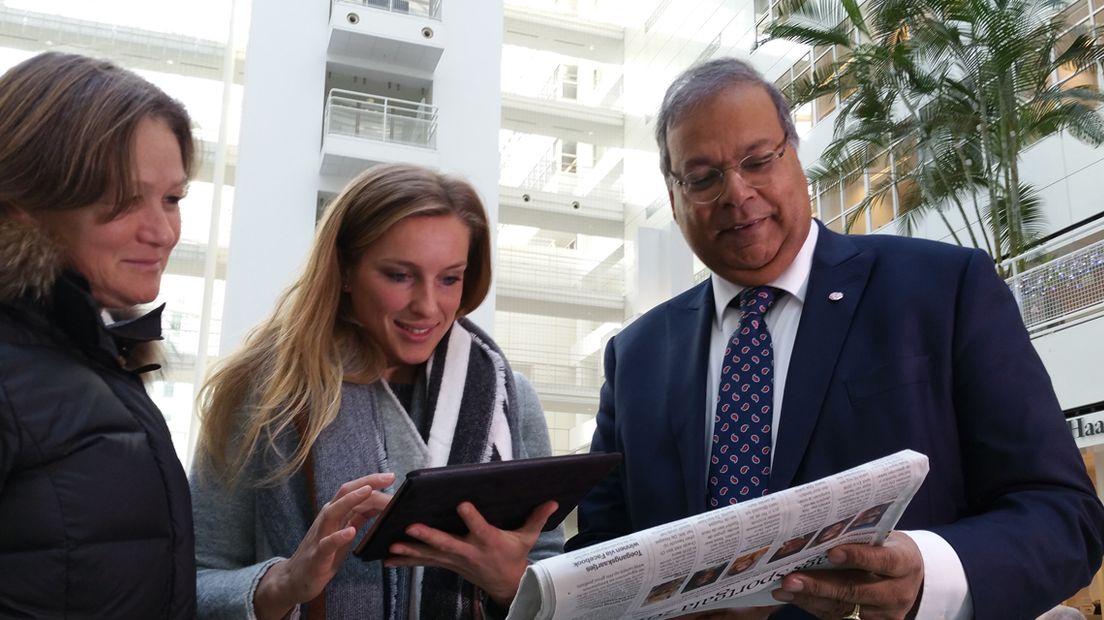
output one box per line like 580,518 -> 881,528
644,0 -> 673,33
522,144 -> 560,191
497,246 -> 626,298
324,89 -> 438,149
496,312 -> 611,393
510,357 -> 604,391
513,144 -> 624,207
0,7 -> 230,79
502,65 -> 624,110
1007,237 -> 1104,334
337,0 -> 442,20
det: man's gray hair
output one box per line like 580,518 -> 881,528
655,57 -> 798,178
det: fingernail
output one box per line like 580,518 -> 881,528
772,590 -> 795,602
781,578 -> 804,593
828,548 -> 846,564
356,486 -> 373,495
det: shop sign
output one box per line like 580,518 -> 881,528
1068,410 -> 1104,449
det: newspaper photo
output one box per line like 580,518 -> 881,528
508,449 -> 929,620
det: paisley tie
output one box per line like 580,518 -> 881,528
707,286 -> 781,508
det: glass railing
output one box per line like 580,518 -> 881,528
335,0 -> 442,20
324,89 -> 438,149
1007,237 -> 1104,334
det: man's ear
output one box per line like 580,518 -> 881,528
667,186 -> 678,223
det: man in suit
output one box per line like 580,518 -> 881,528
566,57 -> 1104,620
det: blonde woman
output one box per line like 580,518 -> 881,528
191,163 -> 561,620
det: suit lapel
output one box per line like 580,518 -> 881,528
771,225 -> 873,491
667,280 -> 715,516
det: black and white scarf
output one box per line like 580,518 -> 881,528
258,318 -> 522,620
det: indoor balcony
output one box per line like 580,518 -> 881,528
166,239 -> 229,280
499,143 -> 624,238
501,62 -> 625,113
160,314 -> 222,384
506,344 -> 604,416
1008,234 -> 1104,337
500,62 -> 623,143
328,0 -> 444,75
1003,228 -> 1103,412
0,6 -> 243,82
495,244 -> 625,323
503,1 -> 623,66
494,310 -> 618,417
320,88 -> 439,190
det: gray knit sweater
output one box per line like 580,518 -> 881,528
191,373 -> 562,619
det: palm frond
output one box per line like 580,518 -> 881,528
769,0 -> 1104,259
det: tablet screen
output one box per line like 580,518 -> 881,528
354,452 -> 621,561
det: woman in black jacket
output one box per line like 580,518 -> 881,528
0,52 -> 196,618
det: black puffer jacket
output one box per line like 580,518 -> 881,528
0,218 -> 195,618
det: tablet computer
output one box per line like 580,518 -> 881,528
354,451 -> 621,561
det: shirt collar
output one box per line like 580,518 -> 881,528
711,219 -> 818,327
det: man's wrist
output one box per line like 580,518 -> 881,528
906,580 -> 923,620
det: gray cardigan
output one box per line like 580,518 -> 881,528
191,373 -> 563,619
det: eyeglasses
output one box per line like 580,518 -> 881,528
670,137 -> 789,204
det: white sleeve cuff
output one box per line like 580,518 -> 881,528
899,530 -> 973,620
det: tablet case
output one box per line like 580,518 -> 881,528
354,451 -> 621,561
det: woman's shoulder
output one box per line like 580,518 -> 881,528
0,299 -> 57,348
0,304 -> 90,395
511,371 -> 542,414
511,370 -> 536,394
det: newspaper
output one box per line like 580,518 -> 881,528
508,450 -> 929,620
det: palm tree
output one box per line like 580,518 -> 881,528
766,0 -> 1104,275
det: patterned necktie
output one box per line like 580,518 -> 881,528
708,286 -> 781,508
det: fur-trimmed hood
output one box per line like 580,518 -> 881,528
0,215 -> 65,304
0,215 -> 195,618
0,214 -> 165,374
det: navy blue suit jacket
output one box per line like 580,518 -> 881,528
568,224 -> 1104,619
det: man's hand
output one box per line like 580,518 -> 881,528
770,531 -> 923,619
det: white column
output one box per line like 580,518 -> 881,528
434,2 -> 504,333
629,221 -> 694,319
220,3 -> 329,352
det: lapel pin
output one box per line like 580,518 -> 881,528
828,291 -> 844,301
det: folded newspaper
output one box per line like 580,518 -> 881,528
508,449 -> 929,620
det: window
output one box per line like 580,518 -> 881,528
559,64 -> 578,100
817,182 -> 843,232
560,140 -> 578,173
814,46 -> 837,121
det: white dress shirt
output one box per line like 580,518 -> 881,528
704,221 -> 972,619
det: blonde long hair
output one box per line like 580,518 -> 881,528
197,163 -> 492,483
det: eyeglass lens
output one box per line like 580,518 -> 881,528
679,144 -> 785,203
